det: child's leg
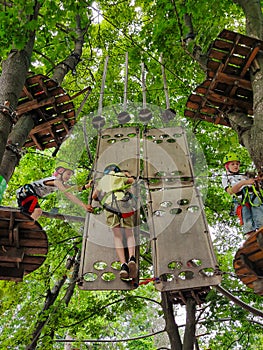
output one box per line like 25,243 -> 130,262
112,225 -> 126,264
124,227 -> 136,258
250,197 -> 263,230
124,225 -> 137,278
242,205 -> 255,234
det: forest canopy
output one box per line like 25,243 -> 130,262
0,1 -> 263,349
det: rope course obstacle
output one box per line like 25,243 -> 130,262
16,74 -> 77,151
77,52 -> 221,302
78,125 -> 222,298
0,207 -> 48,281
234,228 -> 263,295
0,73 -> 88,279
184,29 -> 263,126
184,29 -> 263,295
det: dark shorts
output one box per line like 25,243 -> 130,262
17,185 -> 40,214
105,210 -> 134,228
19,195 -> 40,214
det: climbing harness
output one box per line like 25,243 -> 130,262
98,184 -> 137,219
16,184 -> 39,213
226,172 -> 263,224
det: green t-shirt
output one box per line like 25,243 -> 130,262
96,171 -> 129,204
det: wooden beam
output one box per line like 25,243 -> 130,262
207,71 -> 252,90
16,96 -> 56,116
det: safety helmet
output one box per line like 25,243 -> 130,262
55,161 -> 74,174
223,152 -> 240,164
103,164 -> 121,174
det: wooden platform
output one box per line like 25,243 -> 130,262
184,29 -> 263,126
0,207 -> 48,281
170,286 -> 211,305
16,74 -> 76,150
233,228 -> 263,295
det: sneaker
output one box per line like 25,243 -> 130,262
128,256 -> 138,279
120,263 -> 129,279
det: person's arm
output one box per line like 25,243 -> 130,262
54,179 -> 93,212
226,178 -> 255,195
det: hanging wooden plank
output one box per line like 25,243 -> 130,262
79,127 -> 141,291
144,127 -> 221,292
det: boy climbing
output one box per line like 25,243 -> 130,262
16,163 -> 91,222
90,164 -> 138,280
222,152 -> 263,238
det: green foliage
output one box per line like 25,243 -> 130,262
1,0 -> 263,349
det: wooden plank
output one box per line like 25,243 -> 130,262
45,79 -> 58,89
219,29 -> 238,42
236,242 -> 259,255
207,61 -> 221,71
54,94 -> 71,104
206,92 -> 252,112
48,86 -> 65,97
186,101 -> 200,110
246,250 -> 263,263
218,30 -> 262,49
209,49 -> 246,67
20,247 -> 48,255
0,247 -> 24,262
200,106 -> 218,114
38,77 -> 49,96
240,46 -> 260,77
209,49 -> 231,61
207,71 -> 251,90
16,96 -> 56,116
28,116 -> 68,133
239,275 -> 258,284
196,86 -> 209,94
189,94 -> 205,103
24,74 -> 47,86
56,102 -> 74,113
0,266 -> 24,280
22,85 -> 34,100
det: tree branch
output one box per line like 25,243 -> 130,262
26,253 -> 77,350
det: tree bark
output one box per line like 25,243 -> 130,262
226,1 -> 263,170
161,291 -> 182,350
0,114 -> 35,182
183,298 -> 196,350
0,1 -> 40,167
235,0 -> 263,39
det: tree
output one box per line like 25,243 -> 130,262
1,1 -> 263,349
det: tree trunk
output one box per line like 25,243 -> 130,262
0,0 -> 40,167
0,114 -> 35,182
161,291 -> 182,350
228,0 -> 263,170
183,298 -> 196,350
